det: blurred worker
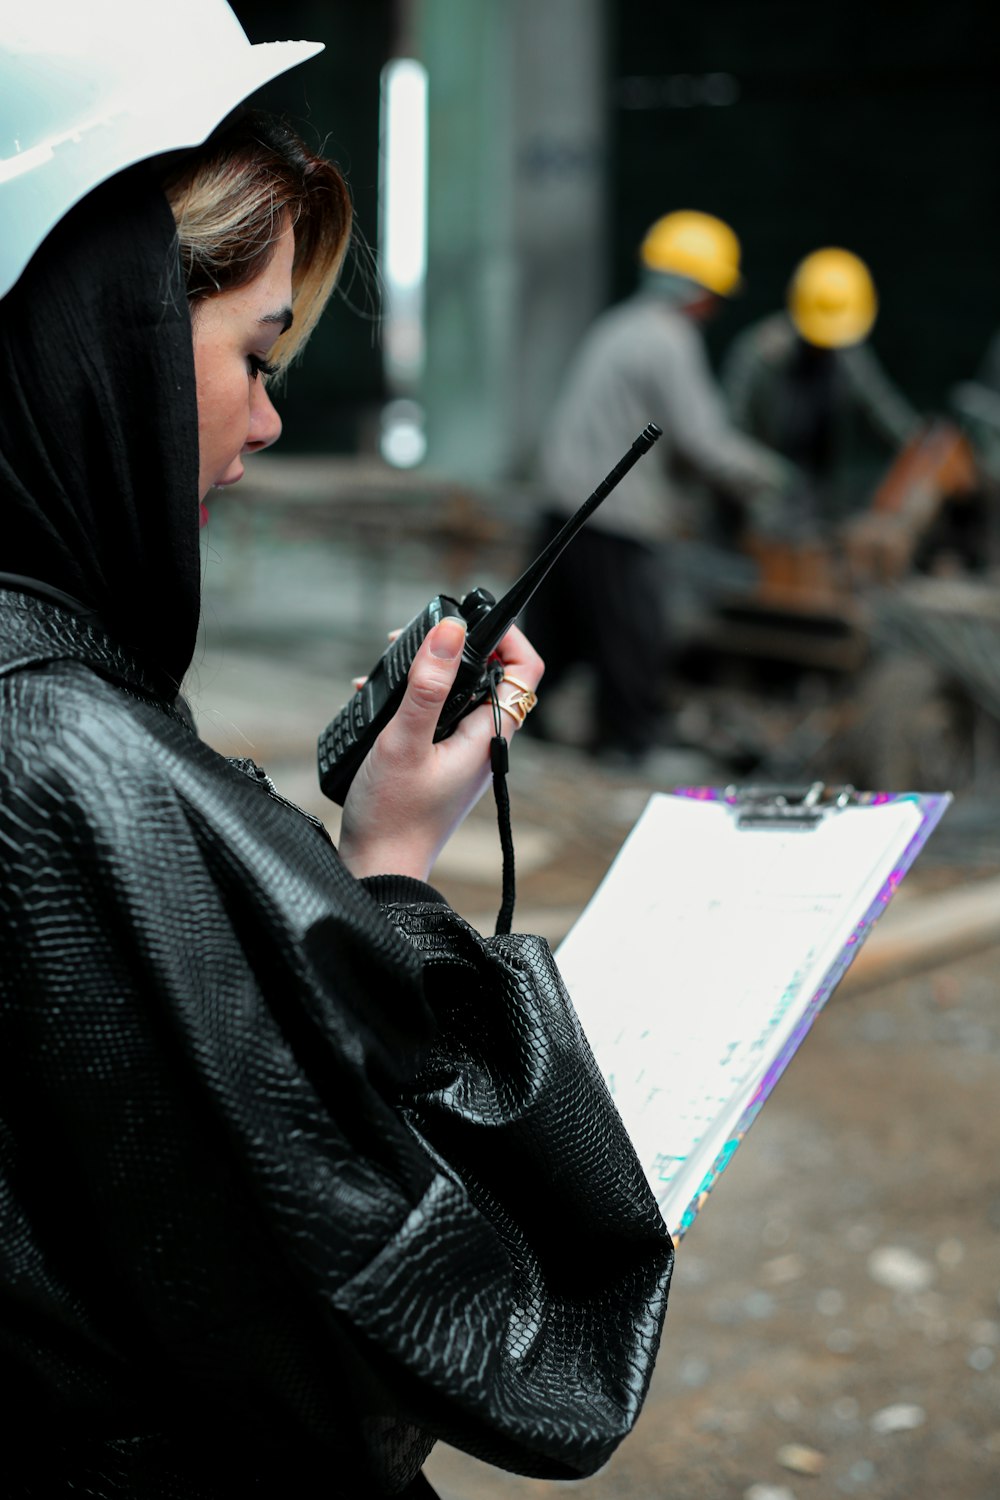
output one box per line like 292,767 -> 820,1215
526,210 -> 796,768
723,248 -> 920,526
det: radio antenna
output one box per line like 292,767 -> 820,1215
466,421 -> 663,655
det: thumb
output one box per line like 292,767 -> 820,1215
391,615 -> 467,737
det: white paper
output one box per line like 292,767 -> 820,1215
555,792 -> 925,1239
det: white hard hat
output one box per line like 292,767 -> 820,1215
0,0 -> 323,300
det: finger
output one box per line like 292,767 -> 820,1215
443,622 -> 545,749
493,683 -> 538,741
492,623 -> 544,691
488,624 -> 544,742
454,666 -> 538,748
379,615 -> 467,754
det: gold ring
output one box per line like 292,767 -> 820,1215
497,686 -> 538,727
500,672 -> 535,695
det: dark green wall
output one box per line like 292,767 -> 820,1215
230,1 -> 392,450
609,0 -> 1000,408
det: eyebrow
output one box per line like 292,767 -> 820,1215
259,306 -> 294,333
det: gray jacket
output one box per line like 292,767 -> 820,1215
539,293 -> 793,544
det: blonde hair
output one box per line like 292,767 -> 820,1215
163,111 -> 352,370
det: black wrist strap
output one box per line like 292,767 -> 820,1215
489,683 -> 516,935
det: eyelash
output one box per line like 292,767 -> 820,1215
248,355 -> 280,381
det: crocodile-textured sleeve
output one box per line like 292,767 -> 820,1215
0,656 -> 671,1497
374,903 -> 673,1476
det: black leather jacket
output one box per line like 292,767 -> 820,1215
0,587 -> 672,1498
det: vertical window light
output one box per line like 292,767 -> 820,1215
379,57 -> 428,466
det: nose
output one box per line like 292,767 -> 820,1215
244,379 -> 283,453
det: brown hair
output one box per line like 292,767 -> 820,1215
162,111 -> 352,370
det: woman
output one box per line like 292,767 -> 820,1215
0,7 -> 672,1497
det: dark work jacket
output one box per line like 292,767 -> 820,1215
0,587 -> 672,1498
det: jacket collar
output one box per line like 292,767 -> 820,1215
0,581 -> 182,717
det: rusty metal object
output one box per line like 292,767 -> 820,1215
676,418 -> 998,787
842,420 -> 980,584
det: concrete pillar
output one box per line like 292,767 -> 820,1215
411,0 -> 607,480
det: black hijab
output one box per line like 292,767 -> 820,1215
0,165 -> 201,694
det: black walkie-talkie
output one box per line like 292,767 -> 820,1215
318,422 -> 663,803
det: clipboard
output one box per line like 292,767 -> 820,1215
554,783 -> 951,1243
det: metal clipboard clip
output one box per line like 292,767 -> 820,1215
724,781 -> 860,831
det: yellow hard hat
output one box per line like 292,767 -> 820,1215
787,248 -> 877,348
639,210 -> 743,297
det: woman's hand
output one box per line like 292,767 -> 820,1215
338,617 -> 543,882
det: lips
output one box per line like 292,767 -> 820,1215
200,463 -> 245,526
214,464 -> 245,489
